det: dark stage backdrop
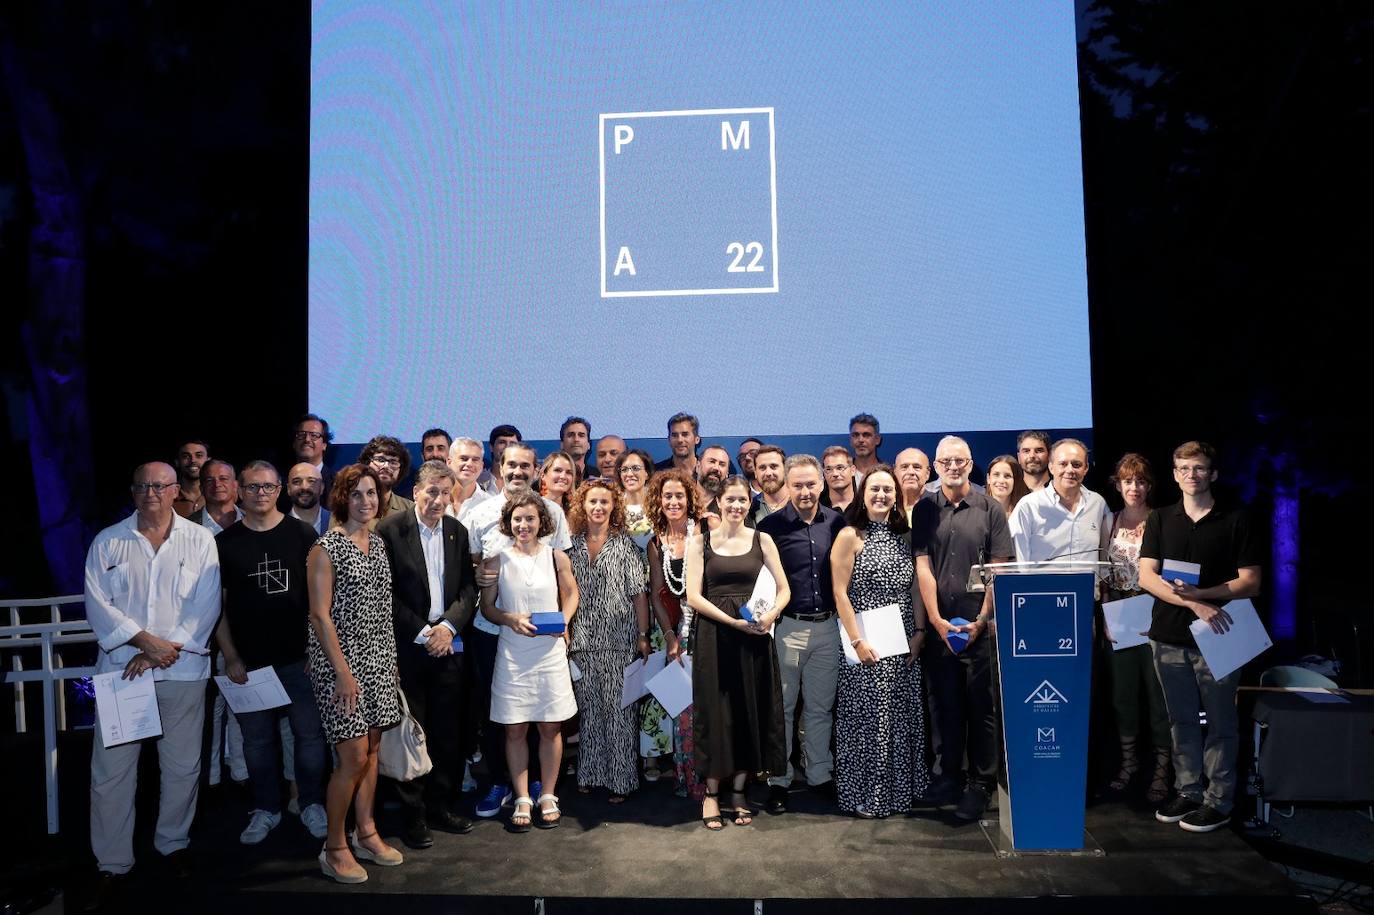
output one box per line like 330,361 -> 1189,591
2,3 -> 1371,669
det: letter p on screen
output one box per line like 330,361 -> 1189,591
614,124 -> 634,154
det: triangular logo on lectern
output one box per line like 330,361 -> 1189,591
1024,680 -> 1068,704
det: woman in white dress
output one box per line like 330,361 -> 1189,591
480,491 -> 580,831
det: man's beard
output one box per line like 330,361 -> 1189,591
760,477 -> 783,495
700,472 -> 725,496
292,491 -> 319,510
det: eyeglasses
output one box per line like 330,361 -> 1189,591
935,458 -> 970,469
294,431 -> 324,441
242,483 -> 281,495
131,482 -> 177,494
1174,465 -> 1211,478
370,456 -> 401,467
620,465 -> 645,475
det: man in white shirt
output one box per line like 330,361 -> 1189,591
83,463 -> 221,901
446,437 -> 495,524
462,443 -> 570,817
476,424 -> 521,495
1009,438 -> 1109,565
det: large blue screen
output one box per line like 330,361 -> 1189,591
310,1 -> 1092,444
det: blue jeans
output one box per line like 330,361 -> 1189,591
238,660 -> 327,813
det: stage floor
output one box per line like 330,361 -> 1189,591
184,779 -> 1304,912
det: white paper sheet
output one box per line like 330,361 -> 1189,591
212,666 -> 292,714
619,650 -> 667,708
647,655 -> 694,717
93,671 -> 162,748
839,604 -> 910,665
620,658 -> 645,708
1102,594 -> 1154,651
741,568 -> 777,622
1189,598 -> 1272,680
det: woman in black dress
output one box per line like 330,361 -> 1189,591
684,476 -> 790,829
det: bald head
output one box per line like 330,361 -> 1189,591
596,435 -> 627,478
287,461 -> 324,511
132,462 -> 179,521
894,448 -> 930,496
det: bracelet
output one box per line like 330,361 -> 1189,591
850,637 -> 864,647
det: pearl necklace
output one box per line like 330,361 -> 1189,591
660,520 -> 693,596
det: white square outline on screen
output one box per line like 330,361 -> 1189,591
1010,591 -> 1080,659
599,107 -> 779,298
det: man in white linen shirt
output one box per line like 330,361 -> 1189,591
1009,438 -> 1109,566
83,462 -> 221,900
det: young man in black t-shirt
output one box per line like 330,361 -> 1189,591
1138,441 -> 1262,834
215,460 -> 329,845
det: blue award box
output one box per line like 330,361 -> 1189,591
531,612 -> 566,635
947,617 -> 971,653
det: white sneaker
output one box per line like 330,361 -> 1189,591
299,803 -> 328,840
239,810 -> 282,845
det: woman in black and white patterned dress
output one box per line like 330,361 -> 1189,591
306,464 -> 403,883
567,479 -> 650,801
830,465 -> 930,818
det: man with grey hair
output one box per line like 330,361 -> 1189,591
446,436 -> 495,523
1009,438 -> 1108,565
895,447 -> 931,523
214,460 -> 328,845
757,453 -> 847,812
189,459 -> 242,535
594,434 -> 627,479
83,462 -> 221,904
378,460 -> 478,845
911,435 -> 1012,821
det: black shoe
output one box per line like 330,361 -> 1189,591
402,816 -> 434,848
165,849 -> 194,879
1154,795 -> 1203,824
915,780 -> 962,810
954,785 -> 990,821
808,779 -> 837,801
432,809 -> 475,835
1178,805 -> 1230,833
83,872 -> 123,912
766,784 -> 789,814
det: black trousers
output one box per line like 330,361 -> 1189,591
395,646 -> 466,815
925,631 -> 999,791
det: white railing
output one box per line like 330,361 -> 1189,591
2,595 -> 95,833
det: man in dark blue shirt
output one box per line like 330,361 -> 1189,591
758,454 -> 848,812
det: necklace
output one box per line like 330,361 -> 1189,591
660,520 -> 693,596
510,545 -> 541,588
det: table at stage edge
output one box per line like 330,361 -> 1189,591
1242,687 -> 1374,803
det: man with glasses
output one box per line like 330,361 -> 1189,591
286,463 -> 330,535
911,435 -> 1012,821
594,435 -> 627,479
83,463 -> 221,906
172,440 -> 209,518
212,461 -> 329,846
1138,441 -> 1261,833
359,434 -> 414,523
737,438 -> 764,494
1009,438 -> 1108,565
291,413 -> 335,498
819,446 -> 856,513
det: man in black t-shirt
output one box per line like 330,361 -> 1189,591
215,460 -> 329,846
1138,441 -> 1262,834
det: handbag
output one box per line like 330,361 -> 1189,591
377,687 -> 433,781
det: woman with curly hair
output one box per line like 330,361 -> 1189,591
641,469 -> 705,797
565,478 -> 650,802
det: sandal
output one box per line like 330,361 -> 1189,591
509,796 -> 533,833
319,844 -> 368,884
349,829 -> 403,866
730,791 -> 754,827
701,790 -> 724,831
608,793 -> 627,805
1109,737 -> 1139,793
536,794 -> 562,829
644,762 -> 662,783
1146,747 -> 1172,805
